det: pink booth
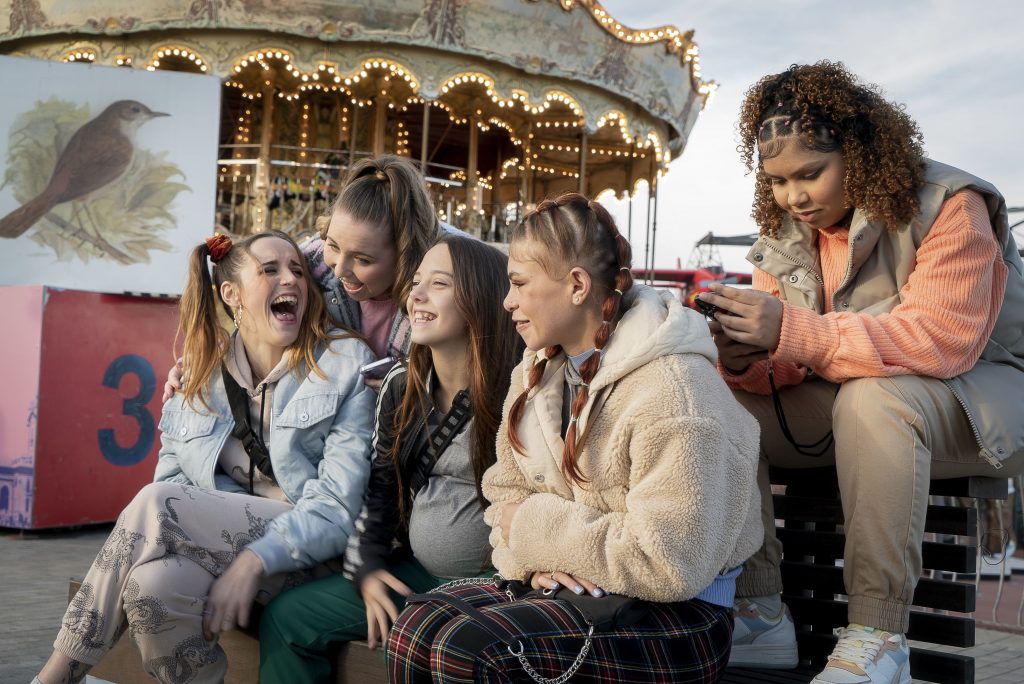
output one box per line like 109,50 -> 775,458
1,285 -> 178,529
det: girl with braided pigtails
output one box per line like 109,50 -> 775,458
385,193 -> 763,683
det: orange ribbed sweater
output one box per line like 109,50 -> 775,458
724,190 -> 1007,395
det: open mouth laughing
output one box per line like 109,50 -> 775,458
270,294 -> 299,323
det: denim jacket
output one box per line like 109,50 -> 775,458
154,332 -> 377,575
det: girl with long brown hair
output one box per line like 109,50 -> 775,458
258,234 -> 522,683
36,231 -> 377,684
385,194 -> 762,683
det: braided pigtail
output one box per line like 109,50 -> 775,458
507,345 -> 561,454
506,193 -> 634,486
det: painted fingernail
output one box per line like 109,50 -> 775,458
574,585 -> 584,594
593,587 -> 604,597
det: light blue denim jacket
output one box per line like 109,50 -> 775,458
154,333 -> 376,575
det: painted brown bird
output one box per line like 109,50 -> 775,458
0,99 -> 169,239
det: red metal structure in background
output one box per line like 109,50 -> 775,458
634,267 -> 753,309
0,286 -> 178,529
636,231 -> 758,309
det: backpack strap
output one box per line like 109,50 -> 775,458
408,389 -> 473,495
220,365 -> 275,482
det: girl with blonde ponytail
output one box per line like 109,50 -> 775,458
385,193 -> 763,683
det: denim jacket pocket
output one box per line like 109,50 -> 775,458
277,391 -> 340,429
158,409 -> 218,443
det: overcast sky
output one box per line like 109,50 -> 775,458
596,0 -> 1024,272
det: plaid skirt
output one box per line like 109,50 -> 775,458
386,580 -> 733,683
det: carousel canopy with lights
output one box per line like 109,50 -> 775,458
1,0 -> 715,242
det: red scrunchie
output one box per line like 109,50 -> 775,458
206,234 -> 232,263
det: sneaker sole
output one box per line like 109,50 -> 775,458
728,642 -> 800,669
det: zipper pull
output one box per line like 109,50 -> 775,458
979,447 -> 1004,469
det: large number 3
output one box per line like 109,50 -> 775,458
98,354 -> 156,467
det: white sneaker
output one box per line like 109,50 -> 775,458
811,624 -> 911,684
728,599 -> 799,669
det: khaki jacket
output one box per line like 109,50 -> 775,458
746,160 -> 1024,465
482,286 -> 763,602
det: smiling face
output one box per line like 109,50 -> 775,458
322,207 -> 398,301
407,243 -> 468,351
761,136 -> 849,230
503,239 -> 584,352
222,237 -> 308,350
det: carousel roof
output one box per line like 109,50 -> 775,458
1,0 -> 716,162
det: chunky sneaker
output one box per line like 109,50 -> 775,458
811,624 -> 911,684
728,599 -> 799,669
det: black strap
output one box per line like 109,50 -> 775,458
408,389 -> 473,495
406,591 -> 522,651
767,361 -> 833,457
221,365 -> 275,485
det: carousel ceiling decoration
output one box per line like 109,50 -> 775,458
2,0 -> 714,252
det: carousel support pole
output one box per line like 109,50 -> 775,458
254,85 -> 276,233
626,140 -> 635,241
627,192 -> 634,243
348,103 -> 359,168
493,145 -> 502,241
649,173 -> 659,279
523,121 -> 534,206
578,129 -> 588,195
372,95 -> 387,157
420,102 -> 430,175
467,113 -> 480,236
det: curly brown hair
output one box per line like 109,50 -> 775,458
738,60 -> 926,237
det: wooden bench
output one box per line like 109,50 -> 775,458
722,469 -> 1008,684
67,580 -> 388,683
70,473 -> 1006,683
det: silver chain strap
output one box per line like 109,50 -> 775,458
512,622 -> 595,684
431,574 -> 596,684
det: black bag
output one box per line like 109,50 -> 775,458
504,578 -> 648,632
407,574 -> 650,683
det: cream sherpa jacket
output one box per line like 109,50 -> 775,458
482,285 -> 762,603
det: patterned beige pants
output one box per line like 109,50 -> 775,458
54,481 -> 337,683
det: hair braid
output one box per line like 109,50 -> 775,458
507,346 -> 560,454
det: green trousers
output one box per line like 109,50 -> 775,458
259,558 -> 488,683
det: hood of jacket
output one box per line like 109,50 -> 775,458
518,284 -> 716,394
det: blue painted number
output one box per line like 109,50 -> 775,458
98,354 -> 156,467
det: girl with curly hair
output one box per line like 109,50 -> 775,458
698,61 -> 1024,684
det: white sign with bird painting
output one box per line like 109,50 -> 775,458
0,55 -> 220,295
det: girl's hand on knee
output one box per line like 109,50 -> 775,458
203,549 -> 265,639
359,569 -> 411,649
530,571 -> 604,598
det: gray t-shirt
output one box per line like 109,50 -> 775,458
408,418 -> 492,579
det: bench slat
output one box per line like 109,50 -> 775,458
785,596 -> 974,647
775,528 -> 977,573
780,562 -> 975,612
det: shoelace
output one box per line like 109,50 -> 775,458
828,627 -> 885,668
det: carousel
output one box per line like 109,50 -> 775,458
0,0 -> 715,266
